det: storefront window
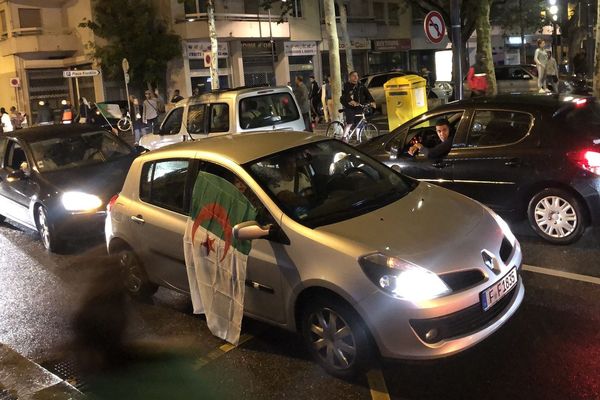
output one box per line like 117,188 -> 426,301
369,52 -> 408,74
289,55 -> 314,85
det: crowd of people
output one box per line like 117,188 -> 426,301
0,106 -> 26,133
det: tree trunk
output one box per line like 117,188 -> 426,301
337,0 -> 353,76
324,0 -> 342,122
475,0 -> 496,95
207,0 -> 220,90
594,0 -> 600,96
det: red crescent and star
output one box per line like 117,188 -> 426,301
191,202 -> 233,262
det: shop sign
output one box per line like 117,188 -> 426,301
241,41 -> 273,53
284,41 -> 317,56
373,39 -> 411,51
320,38 -> 371,51
9,77 -> 20,87
63,70 -> 100,78
187,41 -> 229,59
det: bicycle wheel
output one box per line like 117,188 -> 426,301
326,121 -> 345,139
117,117 -> 131,132
359,123 -> 379,143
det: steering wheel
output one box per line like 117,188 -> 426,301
343,167 -> 376,181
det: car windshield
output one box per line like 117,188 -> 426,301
29,131 -> 133,172
245,140 -> 417,228
239,93 -> 300,129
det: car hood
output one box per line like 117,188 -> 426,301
39,156 -> 135,203
316,183 -> 502,274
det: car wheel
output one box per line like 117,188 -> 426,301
36,206 -> 63,252
118,248 -> 158,298
301,296 -> 373,378
527,188 -> 586,244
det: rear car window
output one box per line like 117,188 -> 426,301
139,159 -> 189,214
467,110 -> 532,147
187,104 -> 206,134
239,93 -> 300,129
209,103 -> 229,133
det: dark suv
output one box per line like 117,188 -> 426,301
359,94 -> 600,244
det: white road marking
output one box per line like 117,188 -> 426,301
367,369 -> 391,400
522,264 -> 600,285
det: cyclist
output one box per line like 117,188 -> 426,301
340,71 -> 376,132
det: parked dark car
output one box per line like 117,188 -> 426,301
0,125 -> 139,252
358,94 -> 600,244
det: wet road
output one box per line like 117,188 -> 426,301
0,218 -> 598,399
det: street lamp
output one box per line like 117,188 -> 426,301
547,1 -> 559,57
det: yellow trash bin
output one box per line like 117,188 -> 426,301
384,75 -> 428,131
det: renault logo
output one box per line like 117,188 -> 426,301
481,250 -> 501,274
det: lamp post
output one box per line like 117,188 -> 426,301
548,1 -> 559,57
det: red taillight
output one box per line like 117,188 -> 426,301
107,194 -> 119,212
567,150 -> 600,175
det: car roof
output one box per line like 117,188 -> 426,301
448,94 -> 594,110
187,85 -> 292,104
147,131 -> 329,165
6,124 -> 110,142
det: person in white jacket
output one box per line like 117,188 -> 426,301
1,108 -> 13,133
534,39 -> 549,93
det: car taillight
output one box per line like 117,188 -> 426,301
567,149 -> 600,175
107,194 -> 119,212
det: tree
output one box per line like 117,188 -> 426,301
337,1 -> 354,75
475,0 -> 497,95
324,0 -> 343,122
80,0 -> 181,94
207,0 -> 219,90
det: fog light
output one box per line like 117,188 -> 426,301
425,328 -> 439,342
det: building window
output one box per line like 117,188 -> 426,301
388,2 -> 400,25
0,10 -> 7,36
290,0 -> 303,18
184,0 -> 207,15
245,1 -> 260,14
18,8 -> 41,29
373,2 -> 385,22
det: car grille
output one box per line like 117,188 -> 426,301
410,275 -> 519,344
439,269 -> 486,292
499,236 -> 514,264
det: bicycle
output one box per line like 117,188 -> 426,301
117,111 -> 132,132
325,104 -> 378,145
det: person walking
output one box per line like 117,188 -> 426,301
308,76 -> 321,124
142,90 -> 160,133
9,106 -> 24,130
466,55 -> 489,97
129,95 -> 144,144
36,101 -> 54,125
534,39 -> 549,93
293,75 -> 312,132
1,108 -> 13,133
324,77 -> 334,123
545,51 -> 560,93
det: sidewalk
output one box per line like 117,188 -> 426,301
0,343 -> 83,400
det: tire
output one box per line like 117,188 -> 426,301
117,247 -> 159,298
527,188 -> 586,244
326,121 -> 344,139
359,123 -> 379,143
36,205 -> 64,253
301,296 -> 373,379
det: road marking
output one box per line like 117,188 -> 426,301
193,333 -> 254,370
367,369 -> 391,400
523,264 -> 600,285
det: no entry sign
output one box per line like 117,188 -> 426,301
424,11 -> 446,44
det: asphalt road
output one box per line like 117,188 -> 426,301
0,217 -> 598,400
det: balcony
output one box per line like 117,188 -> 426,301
0,27 -> 79,57
174,13 -> 290,40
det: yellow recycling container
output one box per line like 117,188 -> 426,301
384,75 -> 428,131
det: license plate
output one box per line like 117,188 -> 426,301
480,268 -> 518,311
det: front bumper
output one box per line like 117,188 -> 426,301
53,210 -> 107,240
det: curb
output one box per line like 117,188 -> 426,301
0,344 -> 83,400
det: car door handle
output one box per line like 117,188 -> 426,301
130,215 -> 145,224
505,158 -> 521,167
432,162 -> 450,168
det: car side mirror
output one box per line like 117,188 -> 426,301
390,145 -> 399,160
233,221 -> 271,241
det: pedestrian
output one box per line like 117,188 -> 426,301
573,50 -> 587,76
142,90 -> 160,133
421,67 -> 433,93
77,97 -> 90,123
324,76 -> 334,123
545,50 -> 560,93
321,78 -> 329,123
292,75 -> 312,132
466,55 -> 489,97
534,39 -> 550,93
60,99 -> 74,124
308,75 -> 321,124
1,107 -> 13,133
36,100 -> 54,125
129,95 -> 144,144
170,89 -> 184,104
9,106 -> 24,130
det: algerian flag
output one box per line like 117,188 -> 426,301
183,172 -> 257,345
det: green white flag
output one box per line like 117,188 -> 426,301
184,172 -> 257,345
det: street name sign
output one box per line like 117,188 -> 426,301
63,70 -> 100,78
424,11 -> 446,44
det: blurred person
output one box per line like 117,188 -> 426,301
9,106 -> 24,130
466,55 -> 489,97
1,107 -> 13,133
308,75 -> 321,124
341,71 -> 375,132
545,50 -> 559,93
170,89 -> 184,104
534,39 -> 549,93
324,76 -> 334,123
573,50 -> 587,76
293,75 -> 312,132
129,95 -> 144,144
77,97 -> 91,123
142,90 -> 159,133
36,100 -> 54,125
61,99 -> 74,124
408,118 -> 454,159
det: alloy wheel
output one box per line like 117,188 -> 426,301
37,207 -> 51,250
119,250 -> 142,294
533,195 -> 577,238
307,307 -> 357,370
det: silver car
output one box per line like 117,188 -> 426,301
105,132 -> 524,377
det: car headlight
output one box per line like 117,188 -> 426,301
61,191 -> 102,212
359,253 -> 450,301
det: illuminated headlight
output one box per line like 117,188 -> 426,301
61,191 -> 102,212
359,253 -> 450,301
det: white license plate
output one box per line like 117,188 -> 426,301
480,268 -> 518,311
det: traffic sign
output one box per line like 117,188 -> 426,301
9,77 -> 20,88
203,51 -> 212,68
63,70 -> 100,78
424,11 -> 446,44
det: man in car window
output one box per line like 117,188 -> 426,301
267,154 -> 312,207
408,118 -> 453,159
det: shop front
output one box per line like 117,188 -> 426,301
320,38 -> 370,78
369,39 -> 411,73
241,41 -> 277,86
186,40 -> 231,94
284,41 -> 318,85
